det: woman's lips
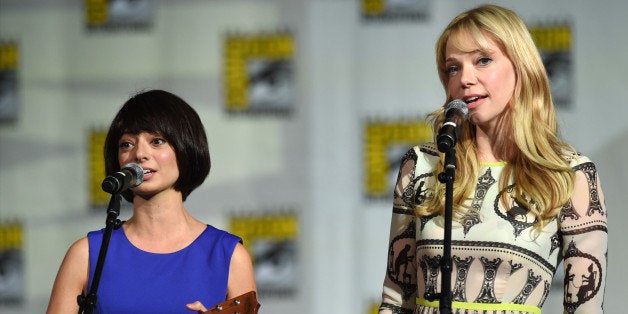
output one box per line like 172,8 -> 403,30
464,96 -> 486,109
142,169 -> 155,180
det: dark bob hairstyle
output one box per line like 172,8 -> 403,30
103,89 -> 210,202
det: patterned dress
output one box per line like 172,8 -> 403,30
379,143 -> 607,314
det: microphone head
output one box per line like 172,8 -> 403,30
445,99 -> 469,120
121,162 -> 144,187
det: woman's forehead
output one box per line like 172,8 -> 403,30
447,28 -> 494,54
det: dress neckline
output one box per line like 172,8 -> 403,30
117,223 -> 210,255
480,161 -> 508,167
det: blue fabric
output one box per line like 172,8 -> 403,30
86,224 -> 241,313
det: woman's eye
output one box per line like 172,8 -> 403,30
119,142 -> 132,150
152,138 -> 166,145
445,65 -> 459,76
478,57 -> 492,66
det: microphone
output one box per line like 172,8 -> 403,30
437,99 -> 469,153
101,162 -> 144,194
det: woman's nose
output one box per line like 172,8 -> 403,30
460,66 -> 477,87
134,141 -> 150,162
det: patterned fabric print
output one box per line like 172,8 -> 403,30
461,168 -> 496,236
494,184 -> 538,238
559,162 -> 607,313
379,302 -> 414,314
414,307 -> 539,314
387,218 -> 418,299
451,255 -> 474,302
379,144 -> 607,314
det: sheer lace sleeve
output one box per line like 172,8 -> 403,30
559,157 -> 607,313
379,148 -> 421,314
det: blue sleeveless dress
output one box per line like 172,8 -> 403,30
87,224 -> 242,313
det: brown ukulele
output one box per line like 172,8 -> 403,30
203,291 -> 260,314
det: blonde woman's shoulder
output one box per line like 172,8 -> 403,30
563,149 -> 592,168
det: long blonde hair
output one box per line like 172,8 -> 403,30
418,5 -> 576,229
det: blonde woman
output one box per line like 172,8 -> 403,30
379,5 -> 607,314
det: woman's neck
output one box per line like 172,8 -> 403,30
475,126 -> 502,162
125,191 -> 202,239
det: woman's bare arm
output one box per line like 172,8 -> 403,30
46,237 -> 89,314
227,242 -> 257,299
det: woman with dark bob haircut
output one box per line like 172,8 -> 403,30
47,89 -> 258,313
103,89 -> 211,203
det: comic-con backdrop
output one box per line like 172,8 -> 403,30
0,1 -> 624,314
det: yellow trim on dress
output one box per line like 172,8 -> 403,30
416,298 -> 541,314
480,161 -> 508,167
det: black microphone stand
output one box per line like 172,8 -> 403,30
77,193 -> 123,314
424,148 -> 456,314
438,149 -> 456,313
424,101 -> 466,313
